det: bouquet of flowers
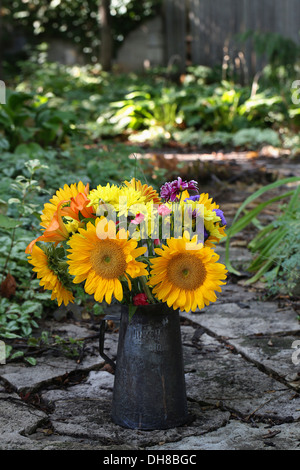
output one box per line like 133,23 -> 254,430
26,177 -> 227,314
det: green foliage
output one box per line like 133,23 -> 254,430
4,54 -> 298,152
52,335 -> 84,359
226,178 -> 300,296
0,298 -> 43,339
0,89 -> 76,151
232,128 -> 280,149
0,161 -> 53,364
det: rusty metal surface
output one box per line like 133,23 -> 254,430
109,304 -> 188,430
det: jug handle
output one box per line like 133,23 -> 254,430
99,319 -> 116,370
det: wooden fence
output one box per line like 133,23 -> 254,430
163,0 -> 300,77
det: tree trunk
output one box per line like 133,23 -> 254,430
99,0 -> 112,71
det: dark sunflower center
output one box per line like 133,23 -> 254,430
90,240 -> 127,279
167,253 -> 206,290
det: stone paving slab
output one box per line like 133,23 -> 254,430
40,370 -> 231,449
187,301 -> 300,338
0,331 -> 118,394
228,335 -> 300,390
182,330 -> 300,423
182,283 -> 300,395
147,420 -> 300,450
0,279 -> 299,450
208,282 -> 263,305
0,390 -> 47,436
215,245 -> 253,269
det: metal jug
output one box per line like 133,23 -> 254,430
99,302 -> 188,430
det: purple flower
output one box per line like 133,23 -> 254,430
213,209 -> 227,226
185,195 -> 200,202
185,196 -> 226,226
160,178 -> 198,202
160,182 -> 173,201
184,195 -> 201,218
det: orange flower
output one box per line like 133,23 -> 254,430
124,178 -> 161,204
60,191 -> 96,222
40,182 -> 90,229
25,201 -> 69,254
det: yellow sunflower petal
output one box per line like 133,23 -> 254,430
27,245 -> 74,306
149,236 -> 227,312
67,217 -> 147,304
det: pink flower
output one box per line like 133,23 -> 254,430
131,212 -> 145,225
158,204 -> 171,216
133,293 -> 149,306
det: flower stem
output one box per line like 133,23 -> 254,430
140,276 -> 156,303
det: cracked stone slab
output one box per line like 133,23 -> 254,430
43,321 -> 94,339
185,362 -> 300,424
182,334 -> 300,423
181,330 -> 224,372
41,370 -> 230,448
0,334 -> 118,393
0,432 -> 45,450
147,420 -> 300,450
183,301 -> 300,338
0,427 -> 145,450
0,392 -> 47,438
210,282 -> 263,304
2,303 -> 299,450
227,335 -> 300,390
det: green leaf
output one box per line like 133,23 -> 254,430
21,325 -> 32,337
10,351 -> 24,360
230,177 -> 300,228
1,332 -> 21,339
244,256 -> 277,285
8,198 -> 21,205
25,357 -> 37,366
30,320 -> 40,329
93,303 -> 105,316
21,300 -> 43,316
0,214 -> 21,230
5,345 -> 13,359
6,313 -> 19,320
27,337 -> 39,347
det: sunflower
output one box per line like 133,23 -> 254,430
148,232 -> 227,312
27,244 -> 74,306
67,218 -> 148,304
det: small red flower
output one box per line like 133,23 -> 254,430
133,293 -> 149,306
